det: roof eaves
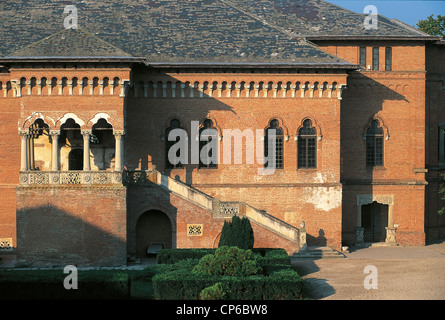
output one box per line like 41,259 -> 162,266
145,61 -> 360,69
0,56 -> 144,63
305,35 -> 441,41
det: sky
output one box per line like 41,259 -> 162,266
328,0 -> 445,27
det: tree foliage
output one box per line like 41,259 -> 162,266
417,14 -> 445,38
192,246 -> 261,277
218,215 -> 254,250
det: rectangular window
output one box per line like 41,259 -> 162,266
359,47 -> 367,67
385,47 -> 392,71
366,136 -> 384,167
298,137 -> 317,169
264,133 -> 284,169
372,47 -> 379,71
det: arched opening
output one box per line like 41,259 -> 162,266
265,119 -> 284,169
365,119 -> 384,168
298,119 -> 317,169
91,118 -> 115,170
135,210 -> 172,259
165,119 -> 184,169
361,201 -> 389,243
199,119 -> 218,169
59,118 -> 83,171
28,118 -> 50,170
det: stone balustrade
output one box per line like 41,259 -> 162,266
19,170 -> 124,186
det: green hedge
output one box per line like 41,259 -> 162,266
152,267 -> 303,300
152,249 -> 302,300
156,249 -> 215,264
157,248 -> 290,267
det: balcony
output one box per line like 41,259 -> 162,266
19,170 -> 124,186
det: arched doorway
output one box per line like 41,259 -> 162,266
135,210 -> 172,258
362,201 -> 388,243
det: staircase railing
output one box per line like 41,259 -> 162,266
125,169 -> 305,250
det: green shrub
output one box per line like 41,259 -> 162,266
192,246 -> 261,277
152,268 -> 303,300
156,248 -> 214,264
256,248 -> 291,267
218,215 -> 254,250
199,282 -> 228,300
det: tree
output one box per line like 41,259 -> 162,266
417,14 -> 445,38
218,215 -> 254,250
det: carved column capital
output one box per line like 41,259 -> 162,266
81,130 -> 91,138
18,130 -> 30,137
49,130 -> 60,137
113,130 -> 125,137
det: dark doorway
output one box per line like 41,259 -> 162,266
135,210 -> 172,258
362,202 -> 388,242
68,149 -> 83,170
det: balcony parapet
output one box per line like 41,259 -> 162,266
19,170 -> 124,186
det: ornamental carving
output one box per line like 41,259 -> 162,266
357,194 -> 394,206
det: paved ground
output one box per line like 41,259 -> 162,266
291,241 -> 445,300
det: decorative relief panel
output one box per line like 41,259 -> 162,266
187,224 -> 203,236
0,238 -> 13,252
357,194 -> 394,206
219,202 -> 240,217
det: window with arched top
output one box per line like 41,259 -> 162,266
199,119 -> 218,168
264,119 -> 284,169
298,119 -> 317,169
165,119 -> 184,169
366,119 -> 384,167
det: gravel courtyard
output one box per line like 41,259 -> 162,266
291,242 -> 445,300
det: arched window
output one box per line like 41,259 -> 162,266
91,118 -> 114,170
264,119 -> 284,169
366,119 -> 384,167
165,119 -> 184,169
29,119 -> 50,170
298,119 -> 317,169
199,119 -> 218,168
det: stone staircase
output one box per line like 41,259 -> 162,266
127,169 -> 304,252
292,246 -> 345,259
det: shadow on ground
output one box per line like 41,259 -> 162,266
292,258 -> 335,300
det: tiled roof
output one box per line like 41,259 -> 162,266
0,0 -> 434,65
6,29 -> 134,59
225,0 -> 434,38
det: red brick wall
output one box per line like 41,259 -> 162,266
2,38 -> 443,266
316,41 -> 428,246
16,186 -> 127,267
125,70 -> 346,250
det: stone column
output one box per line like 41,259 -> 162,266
19,131 -> 29,171
50,130 -> 60,171
355,203 -> 365,245
114,130 -> 125,171
385,205 -> 397,245
68,80 -> 73,96
89,80 -> 94,95
58,80 -> 63,95
81,130 -> 91,171
171,83 -> 176,98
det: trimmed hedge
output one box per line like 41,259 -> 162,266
157,247 -> 290,267
152,267 -> 303,300
156,248 -> 214,264
152,248 -> 303,300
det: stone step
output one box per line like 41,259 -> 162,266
292,246 -> 345,259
